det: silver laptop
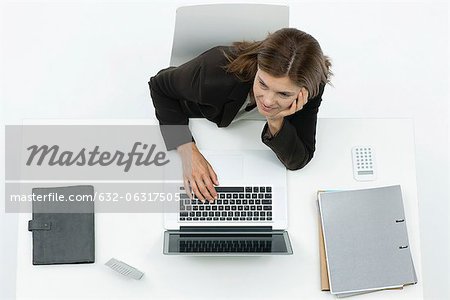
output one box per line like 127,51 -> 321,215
163,149 -> 293,255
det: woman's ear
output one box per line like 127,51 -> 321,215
302,87 -> 309,104
297,88 -> 309,105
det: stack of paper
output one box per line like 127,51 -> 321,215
317,185 -> 417,297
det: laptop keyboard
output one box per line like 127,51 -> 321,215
179,239 -> 272,252
178,186 -> 273,222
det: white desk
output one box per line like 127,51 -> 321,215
15,118 -> 423,299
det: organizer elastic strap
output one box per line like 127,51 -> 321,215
28,220 -> 52,231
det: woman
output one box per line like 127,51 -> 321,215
149,28 -> 332,203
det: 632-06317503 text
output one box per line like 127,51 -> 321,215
95,192 -> 181,202
9,192 -> 181,202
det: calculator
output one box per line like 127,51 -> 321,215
351,146 -> 377,181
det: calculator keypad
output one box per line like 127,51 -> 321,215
355,147 -> 373,173
352,146 -> 376,181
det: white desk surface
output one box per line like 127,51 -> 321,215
16,118 -> 423,299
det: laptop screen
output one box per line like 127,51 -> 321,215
164,231 -> 292,255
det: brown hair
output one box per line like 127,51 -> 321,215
223,28 -> 332,98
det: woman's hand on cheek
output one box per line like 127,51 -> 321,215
268,88 -> 309,121
291,87 -> 309,114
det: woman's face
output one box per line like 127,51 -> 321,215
253,68 -> 301,118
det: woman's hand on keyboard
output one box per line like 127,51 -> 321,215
177,142 -> 219,203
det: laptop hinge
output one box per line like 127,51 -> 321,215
179,226 -> 272,232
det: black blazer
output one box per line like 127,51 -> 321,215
149,46 -> 324,170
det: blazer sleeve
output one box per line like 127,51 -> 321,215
261,83 -> 325,170
148,55 -> 205,150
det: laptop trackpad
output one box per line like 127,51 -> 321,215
203,154 -> 244,181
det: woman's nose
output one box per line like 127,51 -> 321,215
262,94 -> 276,107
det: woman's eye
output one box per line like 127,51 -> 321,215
279,93 -> 289,98
259,81 -> 268,89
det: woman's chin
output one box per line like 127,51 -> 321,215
257,110 -> 268,117
257,107 -> 273,117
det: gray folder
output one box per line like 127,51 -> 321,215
318,185 -> 417,296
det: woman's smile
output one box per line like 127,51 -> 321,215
257,98 -> 275,113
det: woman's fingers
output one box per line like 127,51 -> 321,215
207,162 -> 219,186
178,144 -> 219,203
189,169 -> 218,203
183,178 -> 192,199
275,99 -> 297,119
194,175 -> 215,203
202,175 -> 217,202
189,179 -> 207,203
290,98 -> 298,114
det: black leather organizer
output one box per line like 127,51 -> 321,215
28,185 -> 95,265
